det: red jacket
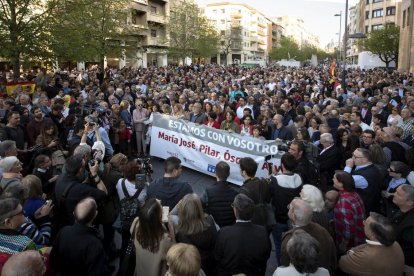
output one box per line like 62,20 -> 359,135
118,128 -> 132,141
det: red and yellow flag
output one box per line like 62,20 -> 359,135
330,59 -> 336,77
5,81 -> 36,96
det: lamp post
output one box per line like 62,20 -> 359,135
334,11 -> 342,63
342,0 -> 349,89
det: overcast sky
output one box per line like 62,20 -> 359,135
196,0 -> 359,48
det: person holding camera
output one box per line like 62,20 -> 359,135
85,115 -> 114,159
53,153 -> 107,235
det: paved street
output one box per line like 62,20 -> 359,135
148,156 -> 278,275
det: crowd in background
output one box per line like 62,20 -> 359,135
0,64 -> 413,275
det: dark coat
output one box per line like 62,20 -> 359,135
215,222 -> 271,276
203,181 -> 238,227
147,177 -> 193,210
317,145 -> 341,191
50,223 -> 110,276
269,125 -> 293,140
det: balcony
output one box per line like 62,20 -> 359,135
131,2 -> 148,12
146,36 -> 167,47
258,21 -> 266,27
147,13 -> 166,24
258,39 -> 266,45
231,12 -> 242,19
258,30 -> 266,36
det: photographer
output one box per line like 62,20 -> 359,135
84,115 -> 114,159
53,153 -> 107,235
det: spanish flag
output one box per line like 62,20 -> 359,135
5,81 -> 36,96
330,59 -> 336,77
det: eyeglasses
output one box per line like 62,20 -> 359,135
352,154 -> 365,159
388,168 -> 397,173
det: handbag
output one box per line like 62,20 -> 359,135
118,229 -> 136,276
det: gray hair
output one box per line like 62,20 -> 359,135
300,185 -> 325,212
400,184 -> 414,202
0,140 -> 16,157
320,133 -> 334,145
292,199 -> 313,225
0,198 -> 20,223
287,229 -> 320,274
74,144 -> 91,157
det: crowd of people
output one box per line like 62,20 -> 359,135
0,64 -> 413,275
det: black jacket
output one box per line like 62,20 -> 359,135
50,223 -> 110,276
388,206 -> 414,266
353,164 -> 381,215
147,177 -> 193,210
215,222 -> 271,276
203,181 -> 238,227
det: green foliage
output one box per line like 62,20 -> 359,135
269,36 -> 332,62
0,0 -> 60,77
269,37 -> 300,61
168,1 -> 219,60
359,26 -> 399,68
50,0 -> 135,67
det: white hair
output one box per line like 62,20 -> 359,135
301,185 -> 325,212
320,133 -> 334,145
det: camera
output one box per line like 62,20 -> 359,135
135,157 -> 153,180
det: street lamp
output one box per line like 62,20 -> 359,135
334,11 -> 342,63
342,0 -> 349,89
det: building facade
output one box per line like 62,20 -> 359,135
201,2 -> 272,65
272,16 -> 320,49
118,0 -> 170,68
398,0 -> 414,72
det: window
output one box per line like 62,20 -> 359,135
372,24 -> 383,30
150,6 -> 157,14
221,9 -> 225,13
408,8 -> 411,26
372,9 -> 383,18
386,6 -> 396,16
151,29 -> 157,37
220,30 -> 225,36
365,25 -> 369,33
403,10 -> 406,27
220,19 -> 225,24
366,0 -> 369,4
212,9 -> 217,14
386,22 -> 395,28
372,0 -> 382,3
365,11 -> 370,19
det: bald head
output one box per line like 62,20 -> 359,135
74,197 -> 97,225
2,250 -> 46,276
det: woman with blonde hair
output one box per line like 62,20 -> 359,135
21,175 -> 45,220
175,193 -> 217,275
172,103 -> 185,119
119,100 -> 131,127
166,243 -> 206,276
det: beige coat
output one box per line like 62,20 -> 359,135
130,217 -> 173,276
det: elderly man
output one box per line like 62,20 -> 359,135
387,184 -> 414,272
339,212 -> 405,276
317,133 -> 340,191
397,108 -> 414,140
344,148 -> 381,215
280,198 -> 337,274
2,250 -> 46,276
185,102 -> 207,124
50,197 -> 110,276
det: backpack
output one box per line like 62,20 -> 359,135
119,179 -> 141,230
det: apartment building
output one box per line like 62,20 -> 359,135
201,2 -> 272,64
272,16 -> 320,49
357,0 -> 401,34
398,0 -> 414,72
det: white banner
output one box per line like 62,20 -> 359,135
150,114 -> 283,185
